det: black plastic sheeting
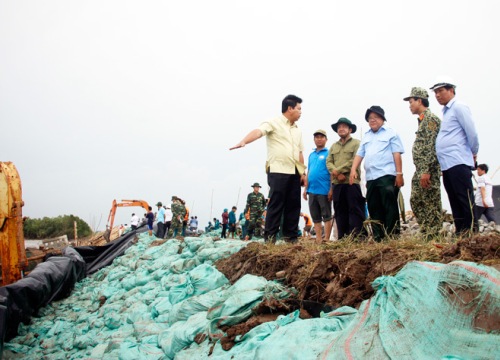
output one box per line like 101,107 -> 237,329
0,226 -> 145,355
74,227 -> 145,275
0,247 -> 86,348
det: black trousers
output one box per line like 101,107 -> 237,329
265,172 -> 301,239
156,222 -> 165,239
442,164 -> 477,234
474,206 -> 496,223
366,175 -> 400,241
333,183 -> 366,239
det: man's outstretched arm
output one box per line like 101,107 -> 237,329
230,129 -> 263,150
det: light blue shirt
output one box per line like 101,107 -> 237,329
156,207 -> 165,223
306,147 -> 330,195
435,98 -> 479,171
357,125 -> 405,181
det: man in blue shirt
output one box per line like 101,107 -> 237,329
228,206 -> 237,239
350,106 -> 405,241
431,77 -> 479,235
303,129 -> 333,243
155,201 -> 166,238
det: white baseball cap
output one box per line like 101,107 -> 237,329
430,75 -> 456,90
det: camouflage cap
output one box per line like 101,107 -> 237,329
403,87 -> 429,101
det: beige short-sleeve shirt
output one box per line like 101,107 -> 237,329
258,115 -> 305,175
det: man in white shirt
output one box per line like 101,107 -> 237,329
130,213 -> 140,230
474,164 -> 495,223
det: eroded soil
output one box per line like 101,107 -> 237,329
213,234 -> 500,348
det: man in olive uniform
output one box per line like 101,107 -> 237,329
168,196 -> 186,238
327,118 -> 366,239
244,183 -> 266,240
403,87 -> 442,238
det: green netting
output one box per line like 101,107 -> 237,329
3,234 -> 296,359
4,229 -> 499,359
206,274 -> 298,340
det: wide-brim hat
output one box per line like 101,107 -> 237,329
331,117 -> 357,134
365,105 -> 386,122
251,183 -> 261,188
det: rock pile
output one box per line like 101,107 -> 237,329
400,211 -> 500,238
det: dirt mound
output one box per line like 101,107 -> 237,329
216,234 -> 500,310
213,234 -> 500,349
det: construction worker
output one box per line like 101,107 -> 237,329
301,213 -> 313,238
182,202 -> 190,236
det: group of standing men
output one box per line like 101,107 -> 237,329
232,77 -> 481,242
143,196 -> 188,238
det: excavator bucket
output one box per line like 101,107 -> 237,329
103,229 -> 111,242
0,162 -> 27,286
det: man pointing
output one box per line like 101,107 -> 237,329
231,95 -> 306,243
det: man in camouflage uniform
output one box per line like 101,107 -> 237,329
168,196 -> 186,238
404,87 -> 442,238
244,183 -> 266,240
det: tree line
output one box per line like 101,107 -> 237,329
23,215 -> 92,240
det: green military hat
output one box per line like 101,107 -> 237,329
331,117 -> 357,133
403,87 -> 429,101
251,182 -> 261,188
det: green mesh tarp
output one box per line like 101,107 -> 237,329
4,230 -> 500,359
179,261 -> 500,360
3,234 -> 295,359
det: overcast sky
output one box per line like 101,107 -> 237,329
1,1 -> 499,231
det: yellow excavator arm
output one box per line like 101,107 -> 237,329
0,162 -> 28,286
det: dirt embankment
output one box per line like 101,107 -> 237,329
212,234 -> 499,350
216,234 -> 500,310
